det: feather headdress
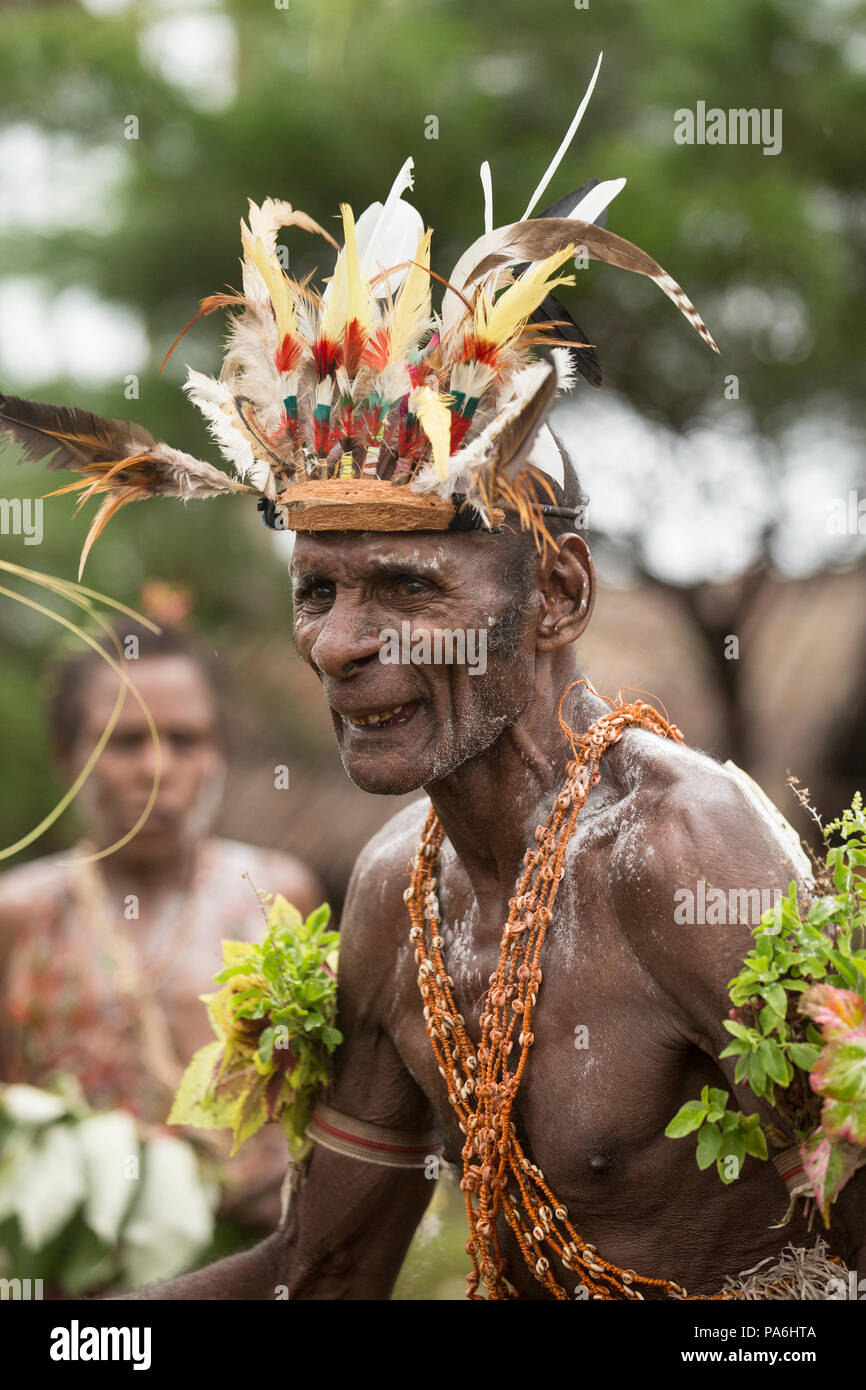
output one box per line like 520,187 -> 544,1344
0,56 -> 718,572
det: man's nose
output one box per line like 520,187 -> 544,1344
309,600 -> 385,679
133,731 -> 173,786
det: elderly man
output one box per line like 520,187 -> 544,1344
112,455 -> 857,1300
1,101 -> 863,1297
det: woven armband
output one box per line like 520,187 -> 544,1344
773,1145 -> 812,1202
306,1102 -> 442,1170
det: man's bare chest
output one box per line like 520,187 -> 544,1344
389,882 -> 689,1211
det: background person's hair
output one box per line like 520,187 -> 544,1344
46,620 -> 227,757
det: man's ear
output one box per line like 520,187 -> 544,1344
535,534 -> 595,652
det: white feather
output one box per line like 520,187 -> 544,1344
521,52 -> 604,220
354,157 -> 425,297
569,176 -> 626,225
527,424 -> 564,489
551,346 -> 578,392
480,160 -> 494,235
183,368 -> 257,481
221,311 -> 281,410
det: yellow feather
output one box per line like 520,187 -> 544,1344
475,245 -> 576,347
243,233 -> 297,342
414,386 -> 453,481
389,228 -> 433,362
321,203 -> 376,341
342,204 -> 364,326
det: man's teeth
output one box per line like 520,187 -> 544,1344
348,704 -> 407,727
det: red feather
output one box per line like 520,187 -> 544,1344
342,319 -> 368,379
313,335 -> 341,381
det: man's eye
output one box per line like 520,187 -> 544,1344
110,733 -> 145,752
395,576 -> 429,597
298,581 -> 334,603
170,733 -> 204,753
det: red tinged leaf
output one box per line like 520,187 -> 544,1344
800,984 -> 865,1038
800,1131 -> 866,1224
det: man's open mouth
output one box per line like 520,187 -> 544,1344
342,700 -> 420,730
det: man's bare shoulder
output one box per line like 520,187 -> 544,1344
330,798 -> 430,1046
210,838 -> 325,917
0,854 -> 71,973
0,852 -> 71,925
338,798 -> 430,960
605,731 -> 807,921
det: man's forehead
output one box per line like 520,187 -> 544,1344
290,530 -> 471,579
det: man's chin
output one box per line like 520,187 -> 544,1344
339,752 -> 428,797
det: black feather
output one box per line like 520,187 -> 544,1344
536,178 -> 609,230
520,182 -> 607,389
0,393 -> 156,472
531,294 -> 602,389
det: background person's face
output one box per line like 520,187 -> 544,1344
66,656 -> 223,852
292,531 -> 539,795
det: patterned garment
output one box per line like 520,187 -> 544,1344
2,834 -> 287,1117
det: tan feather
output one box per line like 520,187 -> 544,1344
443,218 -> 719,353
0,394 -> 256,573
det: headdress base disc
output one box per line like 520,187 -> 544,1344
278,479 -> 457,533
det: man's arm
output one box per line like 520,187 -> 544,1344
125,803 -> 436,1299
614,746 -> 866,1275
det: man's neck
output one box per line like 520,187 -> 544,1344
425,666 -> 609,901
90,836 -> 203,897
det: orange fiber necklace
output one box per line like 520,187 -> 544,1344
405,688 -> 695,1300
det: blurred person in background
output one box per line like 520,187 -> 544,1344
0,618 -> 324,1253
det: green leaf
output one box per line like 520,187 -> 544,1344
169,899 -> 340,1155
788,1043 -> 821,1071
759,1039 -> 791,1086
826,950 -> 858,988
742,1124 -> 768,1160
762,983 -> 788,1018
167,1041 -> 226,1130
807,899 -> 840,928
305,903 -> 332,933
665,1101 -> 707,1138
696,1123 -> 723,1169
230,1075 -> 270,1154
745,1048 -> 766,1093
717,1131 -> 746,1184
722,1019 -> 755,1042
257,1026 -> 275,1065
704,1087 -> 729,1122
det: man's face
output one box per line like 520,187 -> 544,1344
291,530 -> 539,794
67,656 -> 223,852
